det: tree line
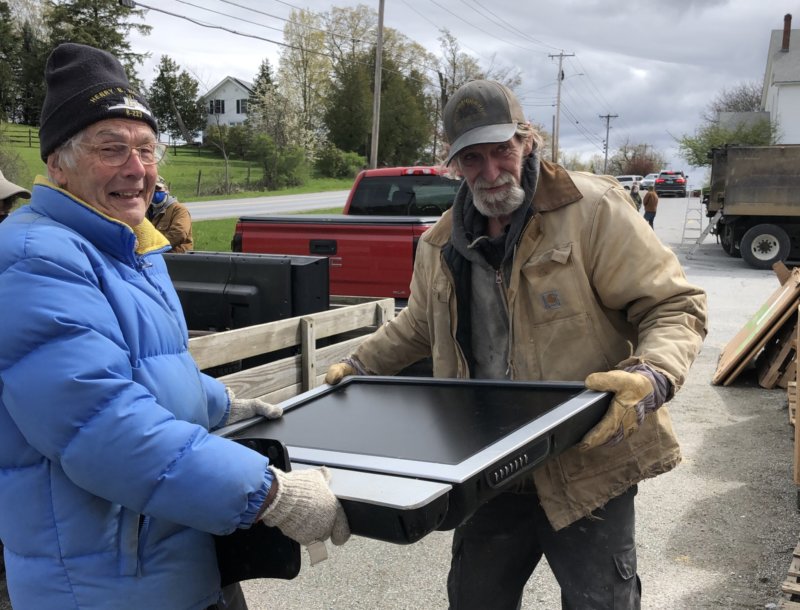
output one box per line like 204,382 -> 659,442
0,0 -> 526,189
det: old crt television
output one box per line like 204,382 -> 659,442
163,252 -> 328,331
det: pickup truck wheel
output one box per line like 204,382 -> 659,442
740,224 -> 790,269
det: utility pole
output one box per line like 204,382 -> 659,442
548,51 -> 574,163
599,113 -> 618,174
369,0 -> 385,169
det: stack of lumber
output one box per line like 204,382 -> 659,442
779,539 -> 800,609
712,263 -> 799,387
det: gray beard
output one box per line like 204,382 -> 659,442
471,181 -> 526,218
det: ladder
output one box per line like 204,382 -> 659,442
680,195 -> 705,247
686,210 -> 722,259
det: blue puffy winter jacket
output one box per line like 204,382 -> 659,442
0,178 -> 273,609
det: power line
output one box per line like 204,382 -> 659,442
456,0 -> 558,50
173,0 -> 283,34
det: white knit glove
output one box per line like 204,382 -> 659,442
225,387 -> 283,424
262,467 -> 350,547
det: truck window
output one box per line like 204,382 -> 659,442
350,175 -> 462,215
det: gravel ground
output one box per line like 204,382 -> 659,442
2,196 -> 797,609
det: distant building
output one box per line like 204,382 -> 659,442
761,14 -> 800,143
201,76 -> 253,128
718,111 -> 770,130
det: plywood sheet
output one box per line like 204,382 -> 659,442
712,267 -> 800,385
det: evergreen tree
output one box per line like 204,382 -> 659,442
249,58 -> 276,110
147,55 -> 204,144
0,1 -> 22,121
44,0 -> 151,88
15,20 -> 48,125
376,60 -> 430,166
324,52 -> 372,156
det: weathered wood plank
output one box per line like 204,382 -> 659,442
189,299 -> 393,369
300,317 -> 315,392
782,579 -> 800,596
217,336 -> 366,400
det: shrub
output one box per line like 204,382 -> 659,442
316,144 -> 366,179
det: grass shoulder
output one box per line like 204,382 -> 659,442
192,206 -> 344,252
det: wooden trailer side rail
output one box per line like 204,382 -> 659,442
188,298 -> 394,404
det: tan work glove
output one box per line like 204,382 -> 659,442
579,370 -> 654,451
262,467 -> 351,547
225,387 -> 283,424
324,362 -> 357,385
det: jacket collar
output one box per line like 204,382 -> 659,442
425,159 -> 583,248
31,176 -> 170,264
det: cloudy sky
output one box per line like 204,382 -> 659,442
128,0 -> 792,183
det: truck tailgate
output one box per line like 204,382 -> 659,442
235,215 -> 436,299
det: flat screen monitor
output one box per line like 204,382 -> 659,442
223,377 -> 610,539
164,251 -> 294,331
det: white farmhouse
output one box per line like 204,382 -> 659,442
761,14 -> 800,143
201,76 -> 253,128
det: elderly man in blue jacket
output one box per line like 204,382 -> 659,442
0,43 -> 349,610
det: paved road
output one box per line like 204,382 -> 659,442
184,190 -> 350,220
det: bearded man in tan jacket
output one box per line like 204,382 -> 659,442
326,80 -> 707,610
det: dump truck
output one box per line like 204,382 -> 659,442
705,144 -> 800,269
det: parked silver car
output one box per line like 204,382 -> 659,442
614,175 -> 643,191
640,173 -> 659,189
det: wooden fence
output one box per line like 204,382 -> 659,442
5,130 -> 39,148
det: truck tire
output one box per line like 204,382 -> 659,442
740,224 -> 790,269
720,224 -> 741,257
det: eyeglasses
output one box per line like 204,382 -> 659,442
84,142 -> 167,167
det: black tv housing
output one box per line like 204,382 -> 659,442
164,251 -> 329,332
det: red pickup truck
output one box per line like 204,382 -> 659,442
231,166 -> 462,301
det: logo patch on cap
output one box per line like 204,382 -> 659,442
453,97 -> 486,131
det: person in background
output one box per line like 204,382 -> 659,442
0,169 -> 30,223
147,175 -> 194,252
325,79 -> 707,609
643,184 -> 659,228
630,178 -> 642,211
0,42 -> 348,610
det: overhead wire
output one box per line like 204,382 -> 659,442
136,0 -> 622,160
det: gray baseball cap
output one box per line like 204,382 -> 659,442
443,80 -> 526,165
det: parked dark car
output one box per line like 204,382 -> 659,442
655,170 -> 687,197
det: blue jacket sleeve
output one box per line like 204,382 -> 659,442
0,253 -> 272,534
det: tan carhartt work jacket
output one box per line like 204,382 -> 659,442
150,201 -> 193,253
352,160 -> 707,530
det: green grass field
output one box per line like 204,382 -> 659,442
193,218 -> 238,251
1,123 -> 353,202
2,123 -> 353,250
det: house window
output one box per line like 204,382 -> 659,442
208,99 -> 225,115
236,99 -> 248,114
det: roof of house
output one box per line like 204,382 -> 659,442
763,27 -> 800,96
201,76 -> 254,101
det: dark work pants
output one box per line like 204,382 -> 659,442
643,211 -> 656,228
447,485 -> 640,610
